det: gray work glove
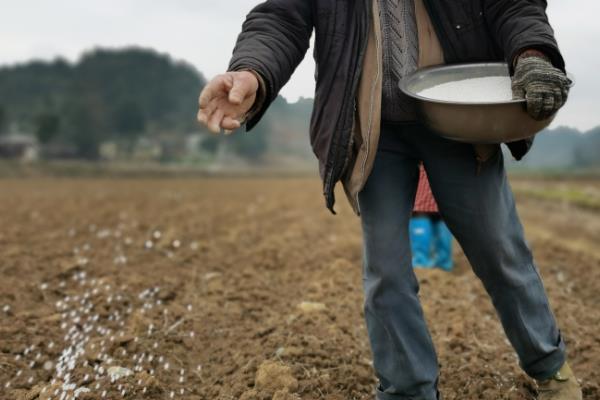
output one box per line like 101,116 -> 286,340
512,56 -> 572,121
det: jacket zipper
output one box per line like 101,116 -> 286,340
324,0 -> 372,213
355,0 -> 382,214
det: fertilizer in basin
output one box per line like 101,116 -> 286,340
417,76 -> 513,103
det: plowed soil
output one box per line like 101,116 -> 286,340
0,178 -> 598,400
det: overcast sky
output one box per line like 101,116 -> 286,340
1,0 -> 598,131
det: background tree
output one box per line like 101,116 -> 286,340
63,96 -> 107,159
114,101 -> 145,151
0,47 -> 598,169
201,135 -> 220,155
34,113 -> 61,144
574,127 -> 600,168
0,105 -> 6,135
230,127 -> 268,161
0,48 -> 206,157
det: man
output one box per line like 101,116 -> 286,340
197,1 -> 579,399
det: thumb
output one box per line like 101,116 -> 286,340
512,86 -> 526,101
511,78 -> 525,100
229,74 -> 254,105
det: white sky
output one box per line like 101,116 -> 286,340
1,0 -> 598,131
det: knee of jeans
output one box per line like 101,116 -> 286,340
459,227 -> 535,285
473,259 -> 541,295
363,236 -> 412,276
363,267 -> 420,306
363,214 -> 411,241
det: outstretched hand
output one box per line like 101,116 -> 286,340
197,71 -> 259,133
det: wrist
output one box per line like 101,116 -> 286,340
238,69 -> 266,122
514,49 -> 550,68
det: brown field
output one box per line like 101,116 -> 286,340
0,178 -> 599,400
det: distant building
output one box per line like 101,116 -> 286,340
99,141 -> 119,161
185,133 -> 203,155
132,137 -> 162,161
0,133 -> 39,161
41,143 -> 79,159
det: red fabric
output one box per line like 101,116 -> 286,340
413,165 -> 439,213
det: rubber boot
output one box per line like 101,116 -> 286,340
537,363 -> 582,400
432,220 -> 453,271
409,216 -> 433,268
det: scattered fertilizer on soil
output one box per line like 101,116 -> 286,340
417,76 -> 513,103
1,179 -> 599,399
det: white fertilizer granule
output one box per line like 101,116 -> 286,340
417,76 -> 513,103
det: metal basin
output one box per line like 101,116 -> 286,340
399,63 -> 571,144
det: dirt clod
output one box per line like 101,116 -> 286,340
255,360 -> 299,395
297,301 -> 327,313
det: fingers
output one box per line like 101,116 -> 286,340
561,79 -> 571,104
222,116 -> 242,136
198,96 -> 218,125
198,77 -> 223,126
229,72 -> 257,105
223,73 -> 234,91
553,86 -> 564,111
221,116 -> 241,131
197,108 -> 208,125
198,72 -> 254,132
511,80 -> 527,114
536,86 -> 567,120
539,93 -> 556,120
199,78 -> 221,110
526,90 -> 545,121
527,91 -> 558,121
512,85 -> 525,101
525,91 -> 544,120
197,98 -> 218,128
198,107 -> 241,134
199,73 -> 235,109
514,58 -> 572,121
197,74 -> 230,129
562,87 -> 570,104
198,102 -> 243,134
208,108 -> 225,133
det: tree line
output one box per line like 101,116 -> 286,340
3,47 -> 594,169
0,48 -> 278,160
504,126 -> 600,170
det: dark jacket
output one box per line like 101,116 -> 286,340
228,0 -> 566,212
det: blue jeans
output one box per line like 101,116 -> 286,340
358,123 -> 566,400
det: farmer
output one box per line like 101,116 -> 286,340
197,1 -> 579,399
410,165 -> 453,271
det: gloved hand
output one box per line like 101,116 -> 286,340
511,55 -> 572,121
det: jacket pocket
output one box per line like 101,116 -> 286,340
450,0 -> 485,34
448,0 -> 496,62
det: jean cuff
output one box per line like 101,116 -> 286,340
522,333 -> 567,381
376,385 -> 439,400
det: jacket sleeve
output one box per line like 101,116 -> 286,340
483,0 -> 565,74
228,0 -> 314,130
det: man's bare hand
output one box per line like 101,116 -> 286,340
197,71 -> 259,134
